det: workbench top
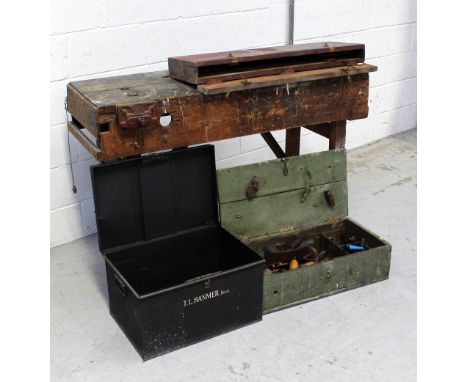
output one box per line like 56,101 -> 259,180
70,70 -> 199,109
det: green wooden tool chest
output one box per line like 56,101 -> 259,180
217,149 -> 391,314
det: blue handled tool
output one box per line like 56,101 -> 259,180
345,244 -> 366,252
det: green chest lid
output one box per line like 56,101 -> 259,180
216,150 -> 348,241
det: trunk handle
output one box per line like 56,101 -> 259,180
113,273 -> 128,297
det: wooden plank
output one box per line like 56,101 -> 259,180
197,64 -> 377,95
69,72 -> 199,108
260,132 -> 285,158
68,121 -> 102,160
285,128 -> 301,156
329,120 -> 346,149
305,120 -> 347,149
304,123 -> 330,138
66,84 -> 100,137
169,42 -> 364,68
220,180 -> 348,239
192,58 -> 363,85
216,150 -> 347,204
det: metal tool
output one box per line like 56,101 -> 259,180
345,244 -> 366,252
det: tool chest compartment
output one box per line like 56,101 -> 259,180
216,149 -> 391,313
249,218 -> 390,313
91,145 -> 264,360
168,42 -> 366,85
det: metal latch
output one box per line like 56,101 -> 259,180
301,170 -> 312,203
113,273 -> 127,296
281,158 -> 289,176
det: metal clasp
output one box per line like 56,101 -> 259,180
324,190 -> 335,207
114,273 -> 127,296
281,158 -> 289,176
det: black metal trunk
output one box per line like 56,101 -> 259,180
91,145 -> 264,360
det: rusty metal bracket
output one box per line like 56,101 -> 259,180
324,190 -> 335,207
245,176 -> 260,200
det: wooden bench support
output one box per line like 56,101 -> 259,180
305,120 -> 346,150
261,132 -> 286,158
285,127 -> 301,156
304,123 -> 330,139
328,120 -> 346,149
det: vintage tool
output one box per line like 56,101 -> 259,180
324,190 -> 335,207
264,236 -> 300,259
270,261 -> 289,269
269,261 -> 290,272
342,233 -> 357,243
265,244 -> 322,265
303,249 -> 326,263
289,259 -> 299,270
339,232 -> 367,252
345,244 -> 366,252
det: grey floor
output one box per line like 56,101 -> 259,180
51,129 -> 416,382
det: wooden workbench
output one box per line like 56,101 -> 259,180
67,63 -> 376,162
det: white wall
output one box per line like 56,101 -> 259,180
50,0 -> 417,247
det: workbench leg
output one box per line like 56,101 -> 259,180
328,120 -> 346,150
285,127 -> 301,156
304,120 -> 347,150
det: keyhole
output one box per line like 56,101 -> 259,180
159,113 -> 172,127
